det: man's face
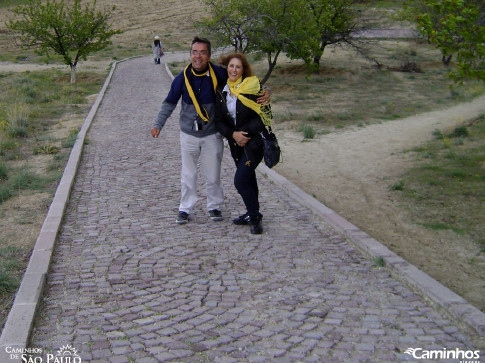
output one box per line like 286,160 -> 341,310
190,42 -> 210,71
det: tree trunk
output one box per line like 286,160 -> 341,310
442,54 -> 452,66
260,50 -> 281,85
70,65 -> 77,83
313,55 -> 321,74
312,45 -> 326,74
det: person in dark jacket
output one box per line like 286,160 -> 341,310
214,53 -> 272,234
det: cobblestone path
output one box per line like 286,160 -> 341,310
29,56 -> 482,362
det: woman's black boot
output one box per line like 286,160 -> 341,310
233,213 -> 250,225
249,214 -> 263,234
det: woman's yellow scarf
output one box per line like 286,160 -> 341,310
227,76 -> 272,126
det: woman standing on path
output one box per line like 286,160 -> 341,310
214,53 -> 272,234
152,35 -> 163,64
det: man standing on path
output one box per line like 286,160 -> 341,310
151,37 -> 269,224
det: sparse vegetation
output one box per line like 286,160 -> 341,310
401,115 -> 484,249
390,179 -> 405,191
0,71 -> 103,208
374,256 -> 386,267
302,124 -> 316,139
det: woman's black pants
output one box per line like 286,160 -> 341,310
234,152 -> 262,217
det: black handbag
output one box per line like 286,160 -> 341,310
262,127 -> 281,168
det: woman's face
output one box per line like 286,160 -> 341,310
227,57 -> 243,82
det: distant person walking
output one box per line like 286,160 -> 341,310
152,36 -> 163,64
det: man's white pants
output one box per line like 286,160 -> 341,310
179,132 -> 224,214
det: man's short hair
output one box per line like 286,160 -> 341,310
191,36 -> 211,55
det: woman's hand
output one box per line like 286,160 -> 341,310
233,131 -> 251,147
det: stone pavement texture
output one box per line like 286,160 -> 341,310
2,55 -> 484,362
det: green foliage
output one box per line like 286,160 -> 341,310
0,186 -> 12,202
302,124 -> 316,139
61,128 -> 79,148
0,269 -> 19,294
374,256 -> 386,267
451,126 -> 469,138
7,0 -> 122,83
0,140 -> 17,157
33,144 -> 60,155
0,162 -> 8,181
390,179 -> 405,191
199,0 -> 358,82
10,171 -> 50,191
404,0 -> 485,82
0,246 -> 23,295
401,115 -> 485,244
306,0 -> 357,67
197,0 -> 253,53
6,126 -> 28,138
433,126 -> 470,140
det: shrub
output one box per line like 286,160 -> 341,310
0,269 -> 18,294
6,103 -> 29,128
62,128 -> 79,148
302,124 -> 316,139
7,127 -> 28,138
0,162 -> 8,181
451,126 -> 469,138
10,171 -> 47,191
390,179 -> 405,191
0,186 -> 12,203
433,129 -> 444,139
33,144 -> 60,155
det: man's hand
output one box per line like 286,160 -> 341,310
151,128 -> 160,138
257,89 -> 271,105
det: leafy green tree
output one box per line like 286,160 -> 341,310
243,0 -> 318,83
7,0 -> 121,83
199,0 -> 361,81
199,0 -> 318,83
404,0 -> 484,82
307,0 -> 358,69
403,0 -> 454,65
198,0 -> 252,53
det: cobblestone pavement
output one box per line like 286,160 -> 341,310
28,56 -> 483,362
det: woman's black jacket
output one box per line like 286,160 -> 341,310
214,85 -> 266,164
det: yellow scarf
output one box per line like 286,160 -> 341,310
227,76 -> 272,126
184,63 -> 218,123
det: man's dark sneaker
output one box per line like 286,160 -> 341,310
209,209 -> 223,221
249,214 -> 263,234
176,211 -> 189,224
233,213 -> 250,225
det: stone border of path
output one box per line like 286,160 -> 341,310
1,56 -> 483,357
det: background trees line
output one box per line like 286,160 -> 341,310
5,0 -> 484,84
198,0 -> 484,84
198,0 -> 360,84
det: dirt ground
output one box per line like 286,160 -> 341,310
272,94 -> 485,311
